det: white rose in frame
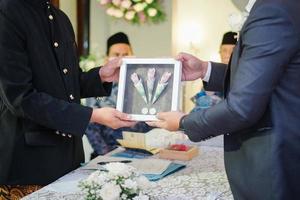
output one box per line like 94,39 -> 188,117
125,10 -> 136,20
121,0 -> 132,9
99,182 -> 122,200
145,0 -> 154,4
147,8 -> 157,17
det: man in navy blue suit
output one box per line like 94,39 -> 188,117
148,0 -> 300,199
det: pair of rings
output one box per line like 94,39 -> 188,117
141,107 -> 156,115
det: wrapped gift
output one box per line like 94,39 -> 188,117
116,58 -> 182,121
159,145 -> 199,161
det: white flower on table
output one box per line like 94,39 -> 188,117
133,193 -> 150,200
79,162 -> 151,200
99,182 -> 122,200
85,170 -> 97,182
105,162 -> 135,178
121,193 -> 128,200
135,176 -> 152,190
95,173 -> 109,186
123,179 -> 138,191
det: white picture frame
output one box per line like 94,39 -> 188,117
116,58 -> 182,121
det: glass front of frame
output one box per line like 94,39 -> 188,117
117,58 -> 181,121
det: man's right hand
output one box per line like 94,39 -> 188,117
99,57 -> 122,83
90,108 -> 136,129
176,52 -> 208,81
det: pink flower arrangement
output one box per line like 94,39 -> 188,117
97,0 -> 166,24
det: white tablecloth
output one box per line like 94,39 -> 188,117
23,146 -> 233,200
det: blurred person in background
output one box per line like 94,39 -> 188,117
191,31 -> 238,112
85,32 -> 151,159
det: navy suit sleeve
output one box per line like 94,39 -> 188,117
203,62 -> 227,92
183,4 -> 300,142
0,11 -> 91,137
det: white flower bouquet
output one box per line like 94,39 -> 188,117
97,0 -> 166,24
79,162 -> 152,200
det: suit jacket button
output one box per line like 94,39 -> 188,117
54,42 -> 59,48
55,131 -> 60,135
67,134 -> 72,138
69,94 -> 74,100
48,15 -> 54,20
63,68 -> 68,74
62,133 -> 66,137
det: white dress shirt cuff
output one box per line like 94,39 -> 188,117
202,62 -> 212,82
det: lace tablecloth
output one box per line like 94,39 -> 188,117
23,146 -> 233,200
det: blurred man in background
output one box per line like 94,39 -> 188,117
85,32 -> 151,159
219,31 -> 238,64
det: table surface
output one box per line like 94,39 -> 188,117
23,146 -> 233,200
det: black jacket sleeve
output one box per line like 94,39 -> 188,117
0,10 -> 91,136
79,67 -> 112,98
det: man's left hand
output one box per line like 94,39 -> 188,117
99,57 -> 122,82
146,111 -> 186,131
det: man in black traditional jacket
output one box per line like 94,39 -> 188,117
0,0 -> 135,197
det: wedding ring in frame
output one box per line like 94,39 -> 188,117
141,107 -> 149,115
149,108 -> 157,115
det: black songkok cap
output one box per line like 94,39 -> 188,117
106,32 -> 130,55
221,31 -> 238,45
